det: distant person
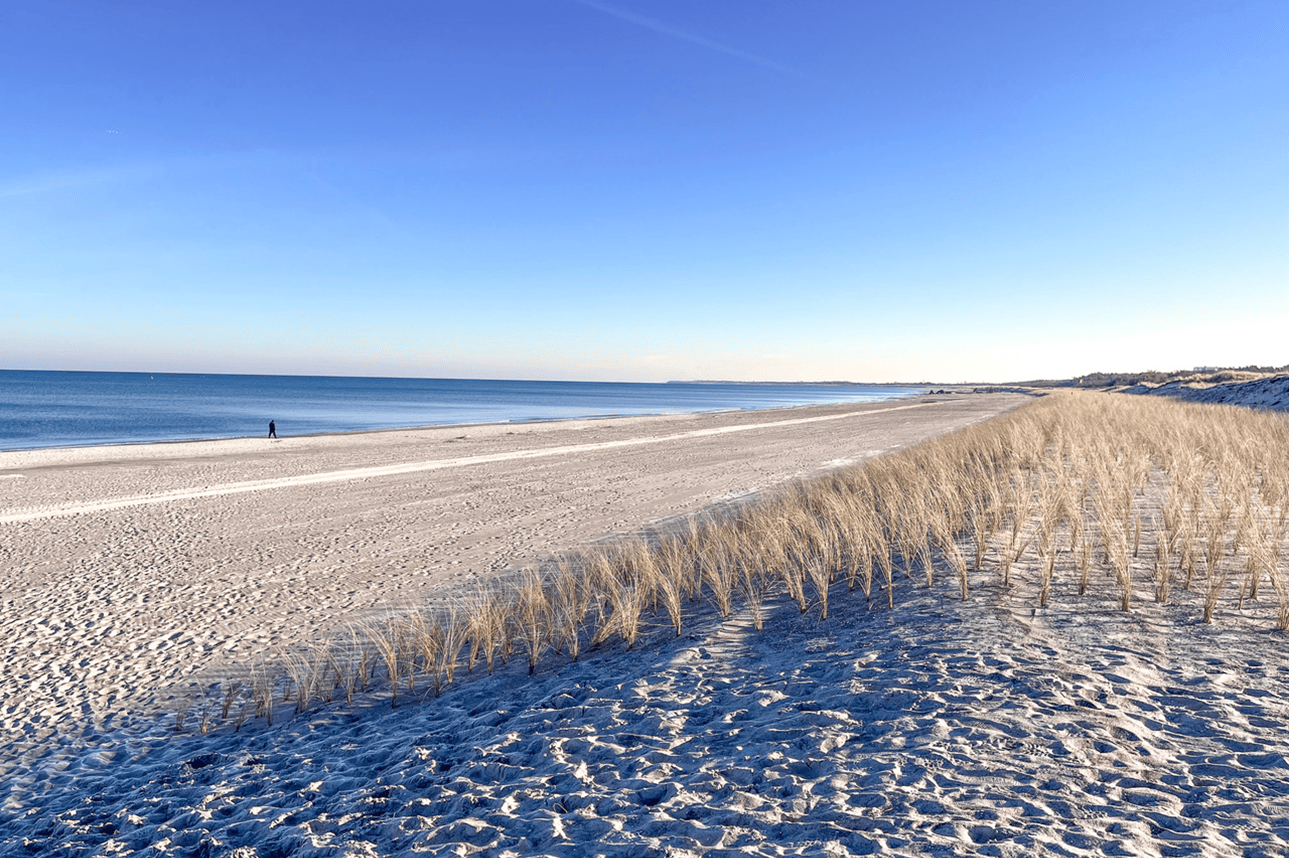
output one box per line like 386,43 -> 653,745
268,420 -> 277,439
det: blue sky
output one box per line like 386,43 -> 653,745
2,1 -> 1286,383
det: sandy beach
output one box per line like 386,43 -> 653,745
0,393 -> 1022,763
6,386 -> 1289,856
5,389 -> 1289,856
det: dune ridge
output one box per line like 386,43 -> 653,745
1124,374 -> 1289,412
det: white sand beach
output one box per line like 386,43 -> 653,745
5,389 -> 1289,857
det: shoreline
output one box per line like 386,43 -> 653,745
0,391 -> 965,467
0,371 -> 934,455
2,400 -> 951,525
0,391 -> 938,456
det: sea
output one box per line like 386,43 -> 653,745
0,370 -> 925,452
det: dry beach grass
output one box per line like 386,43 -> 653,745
206,390 -> 1289,732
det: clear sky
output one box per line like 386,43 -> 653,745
2,1 -> 1286,383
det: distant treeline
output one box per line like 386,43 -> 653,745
1022,365 -> 1289,389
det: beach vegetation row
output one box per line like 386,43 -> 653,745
184,390 -> 1289,732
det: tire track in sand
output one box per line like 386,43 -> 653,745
1,402 -> 936,524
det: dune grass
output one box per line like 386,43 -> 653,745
187,390 -> 1289,731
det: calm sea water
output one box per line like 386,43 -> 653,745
0,370 -> 924,452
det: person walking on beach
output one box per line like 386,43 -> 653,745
268,420 -> 277,439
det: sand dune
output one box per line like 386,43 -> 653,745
1124,374 -> 1289,412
